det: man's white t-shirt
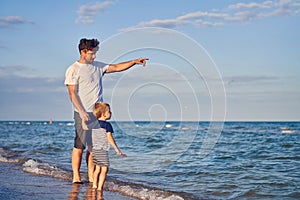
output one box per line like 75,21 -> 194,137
64,61 -> 109,112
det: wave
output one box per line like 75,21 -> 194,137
0,148 -> 29,163
280,127 -> 296,134
23,159 -> 72,181
105,179 -> 188,200
0,148 -> 190,200
0,154 -> 26,163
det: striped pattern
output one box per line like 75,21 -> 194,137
92,149 -> 109,166
92,128 -> 110,151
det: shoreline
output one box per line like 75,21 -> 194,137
0,162 -> 135,200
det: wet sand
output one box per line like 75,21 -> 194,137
0,162 -> 135,200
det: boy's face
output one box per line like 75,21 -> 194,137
81,47 -> 98,64
104,108 -> 111,120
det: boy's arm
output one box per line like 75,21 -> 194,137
107,132 -> 127,157
106,58 -> 148,73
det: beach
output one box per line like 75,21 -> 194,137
0,162 -> 135,200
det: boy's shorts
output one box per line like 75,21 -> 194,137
73,111 -> 97,150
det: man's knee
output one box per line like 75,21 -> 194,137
73,147 -> 83,155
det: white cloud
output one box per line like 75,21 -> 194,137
0,74 -> 69,120
120,12 -> 225,31
138,18 -> 189,28
0,65 -> 64,93
0,16 -> 33,29
226,10 -> 260,22
0,65 -> 36,77
120,0 -> 300,31
76,1 -> 113,24
120,18 -> 189,32
277,0 -> 292,7
177,11 -> 229,20
260,7 -> 292,17
227,0 -> 300,20
0,63 -> 71,120
291,2 -> 300,7
195,19 -> 224,27
228,1 -> 273,9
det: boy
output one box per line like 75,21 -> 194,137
89,102 -> 126,198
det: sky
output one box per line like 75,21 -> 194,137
0,0 -> 299,121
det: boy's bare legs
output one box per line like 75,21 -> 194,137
93,165 -> 101,189
97,166 -> 108,198
72,147 -> 83,182
87,147 -> 94,183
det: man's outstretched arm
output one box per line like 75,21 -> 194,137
106,58 -> 149,73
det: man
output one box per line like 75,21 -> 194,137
65,38 -> 148,183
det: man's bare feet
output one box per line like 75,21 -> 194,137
72,180 -> 83,184
88,174 -> 94,183
97,190 -> 103,200
92,185 -> 97,190
72,175 -> 82,184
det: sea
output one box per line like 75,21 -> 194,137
0,121 -> 299,200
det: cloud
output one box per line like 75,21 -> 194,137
120,18 -> 189,32
76,1 -> 113,24
0,44 -> 7,49
226,10 -> 261,22
121,0 -> 300,31
228,1 -> 274,9
0,16 -> 34,29
195,20 -> 224,27
0,65 -> 64,93
103,66 -> 191,91
177,11 -> 229,20
227,0 -> 300,21
138,18 -> 189,29
0,65 -> 36,77
120,12 -> 227,31
224,75 -> 280,86
0,65 -> 69,120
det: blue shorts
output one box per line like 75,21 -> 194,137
73,111 -> 96,150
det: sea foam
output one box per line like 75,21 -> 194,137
21,158 -> 186,199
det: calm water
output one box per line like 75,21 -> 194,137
0,121 -> 299,199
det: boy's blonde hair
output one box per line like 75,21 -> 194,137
93,102 -> 110,118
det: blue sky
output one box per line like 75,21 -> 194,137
0,0 -> 299,121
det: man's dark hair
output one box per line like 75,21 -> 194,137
78,38 -> 99,53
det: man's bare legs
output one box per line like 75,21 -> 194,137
72,147 -> 94,183
72,147 -> 83,182
87,146 -> 94,183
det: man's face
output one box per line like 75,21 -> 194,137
81,47 -> 98,64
